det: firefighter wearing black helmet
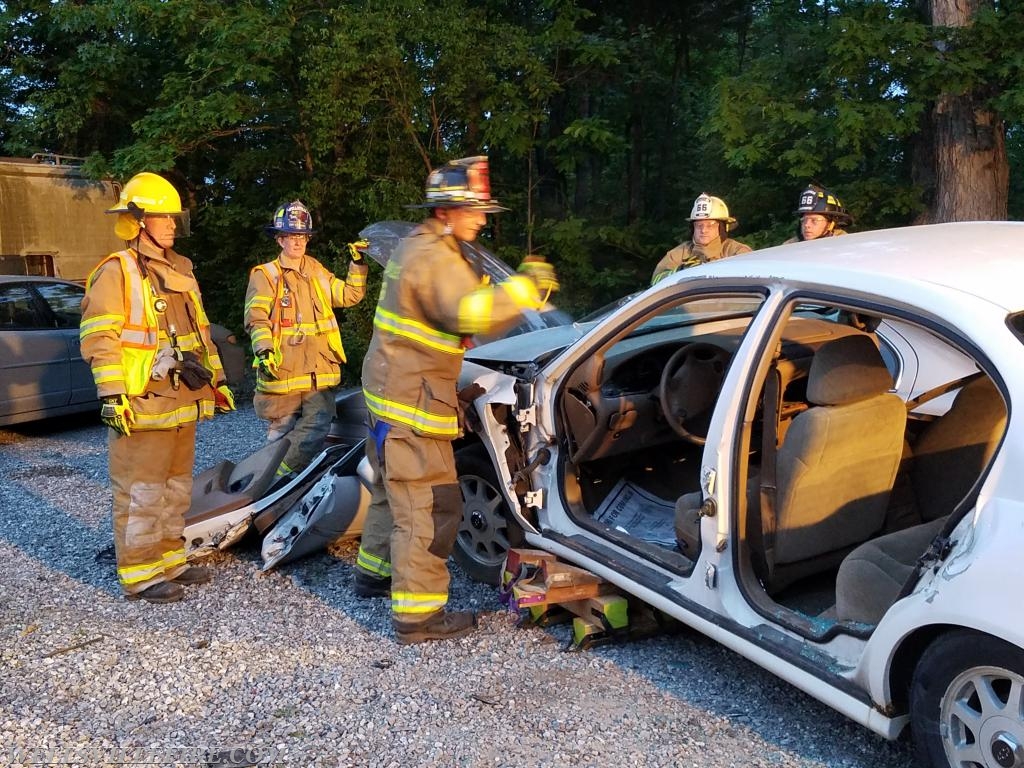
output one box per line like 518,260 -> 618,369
784,184 -> 853,244
354,156 -> 559,644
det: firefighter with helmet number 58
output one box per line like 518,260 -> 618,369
244,201 -> 368,479
80,171 -> 233,604
651,192 -> 752,285
353,155 -> 559,645
783,184 -> 853,244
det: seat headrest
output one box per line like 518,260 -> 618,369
807,335 -> 894,406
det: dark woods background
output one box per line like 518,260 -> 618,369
2,0 -> 1021,375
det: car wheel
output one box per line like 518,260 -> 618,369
453,444 -> 523,585
911,630 -> 1024,768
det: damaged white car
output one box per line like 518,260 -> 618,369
181,218 -> 1023,766
456,222 -> 1023,767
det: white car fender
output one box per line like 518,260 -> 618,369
858,494 -> 1024,709
459,364 -> 540,535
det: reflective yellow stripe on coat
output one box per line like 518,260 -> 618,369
362,389 -> 459,438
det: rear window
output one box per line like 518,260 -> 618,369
1007,312 -> 1024,344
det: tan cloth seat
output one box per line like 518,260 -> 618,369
767,335 -> 906,585
834,376 -> 1006,623
911,376 -> 1006,521
834,515 -> 947,624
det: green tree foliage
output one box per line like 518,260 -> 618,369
708,1 -> 1024,230
1,0 -> 1020,377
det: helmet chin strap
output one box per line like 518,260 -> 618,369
137,223 -> 165,253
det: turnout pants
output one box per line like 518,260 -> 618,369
357,417 -> 462,622
254,387 -> 335,476
109,424 -> 196,595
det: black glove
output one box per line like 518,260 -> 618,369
178,351 -> 214,391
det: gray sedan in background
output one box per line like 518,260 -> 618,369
0,275 -> 245,427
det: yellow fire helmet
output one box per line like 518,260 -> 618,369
107,171 -> 190,239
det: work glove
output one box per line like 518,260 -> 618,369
518,255 -> 560,297
178,351 -> 214,391
100,395 -> 135,437
256,349 -> 279,380
457,382 -> 486,405
456,383 -> 486,434
214,385 -> 236,413
347,239 -> 369,264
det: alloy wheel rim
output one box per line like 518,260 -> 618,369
457,473 -> 510,567
940,665 -> 1024,768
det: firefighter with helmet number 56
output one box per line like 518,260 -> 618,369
783,184 -> 853,244
353,155 -> 559,645
651,192 -> 751,285
244,201 -> 368,480
80,171 -> 234,604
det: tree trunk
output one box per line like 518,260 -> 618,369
920,0 -> 1007,222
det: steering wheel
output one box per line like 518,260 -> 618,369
658,342 -> 731,445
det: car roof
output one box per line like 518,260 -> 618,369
676,222 -> 1024,313
0,275 -> 82,287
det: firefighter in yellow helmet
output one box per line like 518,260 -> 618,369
783,184 -> 852,244
651,193 -> 752,285
244,201 -> 368,478
354,156 -> 559,644
80,171 -> 234,604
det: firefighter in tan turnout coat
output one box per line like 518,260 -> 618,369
651,193 -> 751,285
354,156 -> 559,644
783,184 -> 853,244
80,171 -> 234,604
244,201 -> 368,478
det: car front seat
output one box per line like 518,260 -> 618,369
765,334 -> 907,590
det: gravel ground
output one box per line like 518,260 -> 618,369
0,404 -> 917,768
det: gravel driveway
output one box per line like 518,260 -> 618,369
0,405 -> 916,768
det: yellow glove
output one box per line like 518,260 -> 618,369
100,395 -> 135,437
215,385 -> 236,413
347,239 -> 369,263
256,349 -> 279,380
518,255 -> 559,297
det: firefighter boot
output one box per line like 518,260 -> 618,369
127,581 -> 185,604
170,566 -> 213,586
393,610 -> 477,645
353,571 -> 391,599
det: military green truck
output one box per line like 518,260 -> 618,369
0,154 -> 123,281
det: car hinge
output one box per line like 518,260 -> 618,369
919,535 -> 955,569
516,405 -> 537,432
704,564 -> 717,589
523,489 -> 544,509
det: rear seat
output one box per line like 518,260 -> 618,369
835,376 -> 1006,624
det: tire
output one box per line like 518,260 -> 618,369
453,444 -> 524,585
911,630 -> 1024,768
